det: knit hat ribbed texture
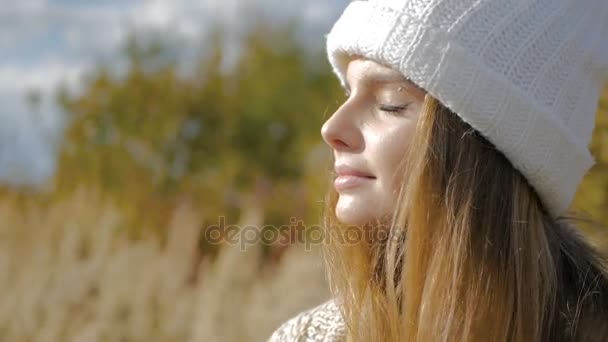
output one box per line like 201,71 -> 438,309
326,0 -> 608,218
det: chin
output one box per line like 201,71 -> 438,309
335,195 -> 393,227
335,203 -> 372,226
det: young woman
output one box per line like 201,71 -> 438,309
270,0 -> 608,341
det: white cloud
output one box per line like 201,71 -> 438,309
3,0 -> 48,13
0,62 -> 84,94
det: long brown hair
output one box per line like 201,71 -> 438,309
321,95 -> 608,341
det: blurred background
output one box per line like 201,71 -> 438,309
1,0 -> 607,341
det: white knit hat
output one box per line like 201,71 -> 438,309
326,0 -> 608,218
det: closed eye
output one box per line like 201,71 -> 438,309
379,104 -> 410,114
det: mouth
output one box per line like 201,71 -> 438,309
334,164 -> 375,178
334,174 -> 375,191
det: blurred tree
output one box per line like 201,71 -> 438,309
572,87 -> 608,248
54,21 -> 342,241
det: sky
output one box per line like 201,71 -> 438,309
0,0 -> 349,188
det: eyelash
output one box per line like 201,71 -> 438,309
379,104 -> 410,114
342,90 -> 410,115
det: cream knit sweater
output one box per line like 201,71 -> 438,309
268,299 -> 346,342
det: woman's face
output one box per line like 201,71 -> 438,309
321,58 -> 426,225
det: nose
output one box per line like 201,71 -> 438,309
321,102 -> 364,152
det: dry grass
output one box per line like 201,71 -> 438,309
0,187 -> 330,341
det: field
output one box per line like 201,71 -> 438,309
0,187 -> 330,341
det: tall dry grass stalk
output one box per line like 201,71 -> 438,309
0,186 -> 329,341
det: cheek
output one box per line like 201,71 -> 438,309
371,124 -> 415,185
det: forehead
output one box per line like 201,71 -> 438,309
345,58 -> 421,92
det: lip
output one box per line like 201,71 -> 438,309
334,164 -> 375,191
335,164 -> 375,178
